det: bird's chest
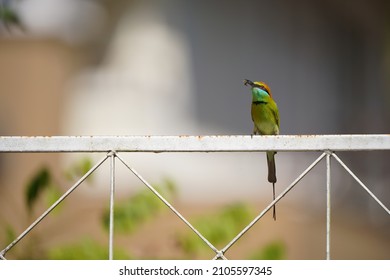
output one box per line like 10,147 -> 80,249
251,103 -> 278,135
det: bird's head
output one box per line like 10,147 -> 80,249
244,79 -> 272,97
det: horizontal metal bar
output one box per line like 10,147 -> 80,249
0,135 -> 389,152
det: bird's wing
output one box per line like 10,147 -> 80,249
272,102 -> 280,131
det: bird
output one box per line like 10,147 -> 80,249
244,79 -> 279,220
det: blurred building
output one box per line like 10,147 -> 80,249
0,0 -> 389,259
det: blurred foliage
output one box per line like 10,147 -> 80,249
102,178 -> 177,233
4,224 -> 16,245
177,203 -> 253,255
5,159 -> 285,260
25,167 -> 51,210
25,158 -> 94,214
44,183 -> 63,214
0,1 -> 22,31
64,157 -> 94,183
250,241 -> 286,260
48,238 -> 130,260
24,166 -> 63,214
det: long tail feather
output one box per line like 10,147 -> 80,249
267,152 -> 277,220
272,182 -> 276,220
266,151 -> 277,183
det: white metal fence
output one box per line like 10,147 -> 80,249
0,135 -> 389,260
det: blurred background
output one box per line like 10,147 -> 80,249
0,0 -> 389,259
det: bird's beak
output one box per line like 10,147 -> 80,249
244,79 -> 255,87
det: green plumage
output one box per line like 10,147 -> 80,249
244,79 -> 280,220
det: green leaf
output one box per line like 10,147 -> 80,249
0,6 -> 19,23
102,179 -> 177,234
177,202 -> 253,254
48,238 -> 131,260
250,241 -> 286,260
0,5 -> 22,31
163,177 -> 177,197
65,157 -> 93,183
44,184 -> 63,215
25,167 -> 51,210
4,224 -> 16,245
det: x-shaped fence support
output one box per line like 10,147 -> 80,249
1,150 -> 389,260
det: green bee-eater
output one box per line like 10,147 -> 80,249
244,79 -> 280,220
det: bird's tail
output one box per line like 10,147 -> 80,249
266,151 -> 277,183
272,182 -> 276,220
267,151 -> 277,220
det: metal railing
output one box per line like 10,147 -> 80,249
0,135 -> 389,260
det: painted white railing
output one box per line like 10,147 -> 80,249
0,135 -> 389,260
